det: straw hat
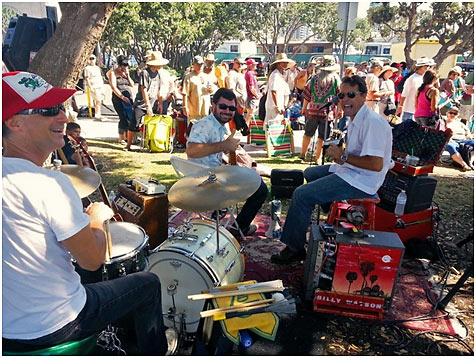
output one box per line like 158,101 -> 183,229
204,54 -> 216,62
378,65 -> 398,77
318,55 -> 339,72
146,51 -> 169,66
270,53 -> 296,68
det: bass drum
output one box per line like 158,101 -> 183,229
147,219 -> 244,333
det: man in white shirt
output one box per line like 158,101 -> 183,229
271,75 -> 393,264
2,72 -> 168,354
83,54 -> 105,120
396,57 -> 435,122
225,57 -> 247,114
365,60 -> 383,112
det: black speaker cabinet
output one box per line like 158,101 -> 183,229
270,169 -> 304,198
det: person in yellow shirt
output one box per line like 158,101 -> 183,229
182,55 -> 212,121
215,61 -> 229,88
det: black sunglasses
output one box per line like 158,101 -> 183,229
338,91 -> 363,99
17,104 -> 65,117
217,103 -> 237,111
447,111 -> 458,115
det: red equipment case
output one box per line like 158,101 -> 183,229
304,225 -> 404,320
391,122 -> 452,176
374,205 -> 437,244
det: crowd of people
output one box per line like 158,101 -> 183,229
2,49 -> 474,355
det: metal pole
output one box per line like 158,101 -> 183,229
340,2 -> 350,76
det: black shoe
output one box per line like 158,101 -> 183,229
228,224 -> 258,239
271,246 -> 306,265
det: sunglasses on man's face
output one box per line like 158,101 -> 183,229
17,104 -> 65,117
448,111 -> 458,115
217,103 -> 237,112
338,91 -> 362,99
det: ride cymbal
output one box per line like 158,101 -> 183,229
168,166 -> 261,212
60,165 -> 101,198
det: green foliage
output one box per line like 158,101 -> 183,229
234,2 -> 339,59
367,2 -> 474,67
102,2 -> 242,71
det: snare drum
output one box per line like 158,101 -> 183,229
147,219 -> 244,333
75,222 -> 149,283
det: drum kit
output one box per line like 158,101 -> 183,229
60,163 -> 262,351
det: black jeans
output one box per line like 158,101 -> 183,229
112,93 -> 131,134
235,179 -> 268,230
4,272 -> 167,355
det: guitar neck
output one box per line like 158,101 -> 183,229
69,136 -> 113,209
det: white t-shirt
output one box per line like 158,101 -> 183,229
227,69 -> 247,107
158,68 -> 172,99
329,104 -> 393,194
2,157 -> 90,339
83,65 -> 104,89
401,72 -> 423,114
265,69 -> 290,121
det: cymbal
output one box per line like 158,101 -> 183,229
60,165 -> 101,198
168,166 -> 262,212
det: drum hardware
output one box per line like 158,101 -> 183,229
147,219 -> 244,333
224,261 -> 236,274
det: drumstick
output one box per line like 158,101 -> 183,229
104,220 -> 112,263
200,298 -> 275,318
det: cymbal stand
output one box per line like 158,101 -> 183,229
215,210 -> 221,254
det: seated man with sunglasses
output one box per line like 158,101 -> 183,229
271,75 -> 393,264
186,88 -> 268,238
2,72 -> 168,355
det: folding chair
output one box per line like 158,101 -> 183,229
169,156 -> 245,240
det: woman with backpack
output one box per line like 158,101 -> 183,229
414,69 -> 440,127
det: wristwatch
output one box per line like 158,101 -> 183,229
340,152 -> 348,163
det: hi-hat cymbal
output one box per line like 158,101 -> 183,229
168,166 -> 261,212
60,165 -> 101,198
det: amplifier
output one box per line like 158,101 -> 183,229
377,171 -> 437,214
303,225 -> 404,320
114,184 -> 168,249
270,169 -> 304,198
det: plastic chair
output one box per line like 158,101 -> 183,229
169,156 -> 245,239
3,333 -> 98,356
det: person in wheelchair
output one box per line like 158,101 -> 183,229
186,88 -> 268,238
2,72 -> 168,355
444,106 -> 473,171
271,76 -> 393,264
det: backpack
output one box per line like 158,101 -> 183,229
396,71 -> 414,93
258,91 -> 267,121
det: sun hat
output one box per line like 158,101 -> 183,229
246,58 -> 257,66
204,54 -> 216,62
451,66 -> 462,74
378,65 -> 398,77
89,54 -> 96,60
270,53 -> 296,67
318,55 -> 339,71
448,105 -> 460,113
415,57 -> 436,67
146,51 -> 169,66
192,55 -> 204,65
2,71 -> 76,122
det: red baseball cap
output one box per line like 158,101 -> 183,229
246,59 -> 257,66
2,71 -> 76,122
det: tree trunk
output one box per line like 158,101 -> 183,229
28,3 -> 116,90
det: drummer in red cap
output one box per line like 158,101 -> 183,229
2,72 -> 169,354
